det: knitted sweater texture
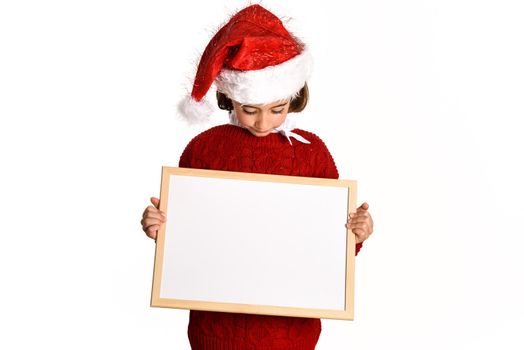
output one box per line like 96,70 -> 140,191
178,124 -> 362,350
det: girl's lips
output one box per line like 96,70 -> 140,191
251,128 -> 271,134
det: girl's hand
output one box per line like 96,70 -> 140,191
346,202 -> 374,244
140,197 -> 166,241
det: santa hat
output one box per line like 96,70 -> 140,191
178,4 -> 313,123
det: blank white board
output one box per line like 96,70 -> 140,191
151,167 -> 357,320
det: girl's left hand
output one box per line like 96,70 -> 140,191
346,202 -> 374,244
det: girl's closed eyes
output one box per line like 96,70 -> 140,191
242,108 -> 285,115
241,108 -> 257,115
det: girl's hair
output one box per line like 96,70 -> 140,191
216,83 -> 309,113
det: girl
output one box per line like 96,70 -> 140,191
140,4 -> 373,350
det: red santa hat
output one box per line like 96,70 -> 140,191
178,4 -> 313,123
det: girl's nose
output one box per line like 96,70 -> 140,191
255,114 -> 270,131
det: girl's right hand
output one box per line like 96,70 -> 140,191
141,197 -> 166,241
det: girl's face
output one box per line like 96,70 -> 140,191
232,100 -> 290,137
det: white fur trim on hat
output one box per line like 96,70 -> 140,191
177,95 -> 215,124
215,48 -> 313,105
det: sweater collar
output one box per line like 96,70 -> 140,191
228,111 -> 310,145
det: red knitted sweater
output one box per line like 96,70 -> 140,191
178,124 -> 362,350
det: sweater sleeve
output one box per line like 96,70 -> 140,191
179,136 -> 197,168
306,131 -> 364,256
315,135 -> 339,180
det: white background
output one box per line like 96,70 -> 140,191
1,0 -> 523,349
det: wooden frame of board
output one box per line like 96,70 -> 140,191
151,167 -> 357,320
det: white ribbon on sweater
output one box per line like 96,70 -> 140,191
228,111 -> 310,145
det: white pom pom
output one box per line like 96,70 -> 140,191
177,95 -> 215,124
